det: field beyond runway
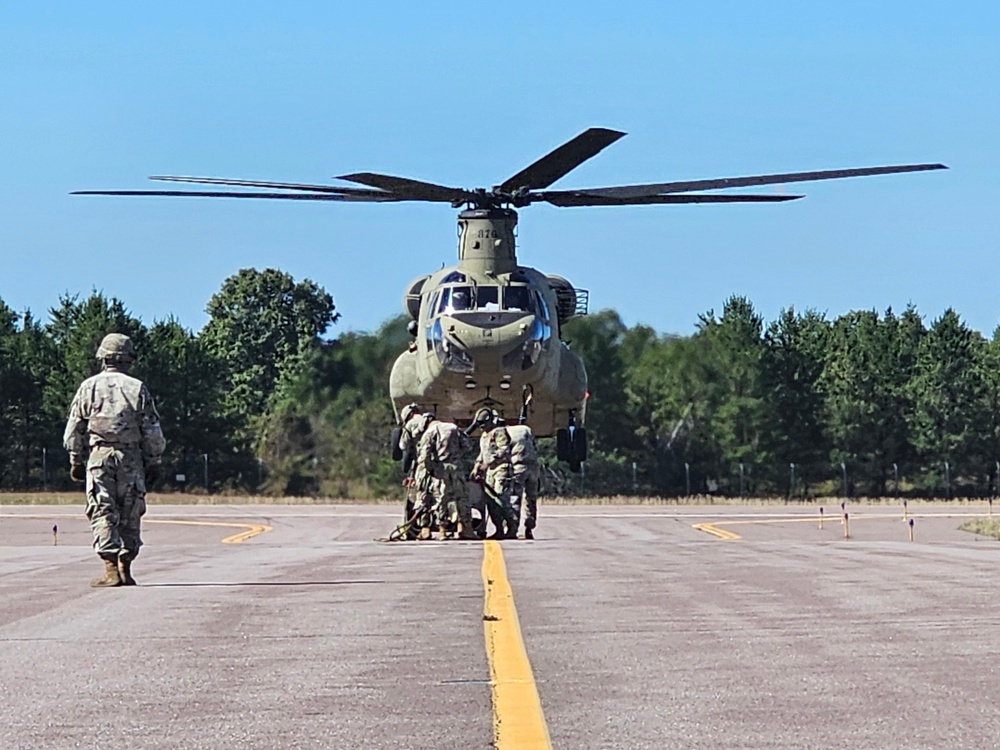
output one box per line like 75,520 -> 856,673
2,501 -> 1000,749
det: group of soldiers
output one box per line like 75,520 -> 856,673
397,402 -> 539,541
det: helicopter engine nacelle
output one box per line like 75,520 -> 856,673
546,274 -> 588,326
403,275 -> 430,320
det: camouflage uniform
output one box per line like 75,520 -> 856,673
398,412 -> 437,532
415,421 -> 475,538
473,425 -> 519,536
64,334 -> 165,586
506,424 -> 540,535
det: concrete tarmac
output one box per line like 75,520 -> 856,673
2,502 -> 1000,749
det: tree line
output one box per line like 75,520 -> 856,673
2,268 -> 999,498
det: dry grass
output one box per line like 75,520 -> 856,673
0,492 -> 400,506
959,518 -> 1000,540
2,491 -> 995,507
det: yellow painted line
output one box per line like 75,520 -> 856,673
144,519 -> 272,544
482,540 -> 551,750
692,522 -> 742,540
693,511 -> 994,540
0,514 -> 271,544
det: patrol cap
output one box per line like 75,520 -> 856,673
95,333 -> 137,361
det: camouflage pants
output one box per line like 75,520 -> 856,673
85,446 -> 147,561
466,481 -> 486,534
484,466 -> 519,531
512,468 -> 539,530
427,462 -> 473,530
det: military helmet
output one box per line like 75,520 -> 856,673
474,407 -> 494,425
400,403 -> 421,424
95,333 -> 137,361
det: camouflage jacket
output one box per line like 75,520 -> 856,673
398,413 -> 436,460
417,421 -> 471,473
475,426 -> 513,475
505,424 -> 538,472
63,368 -> 166,464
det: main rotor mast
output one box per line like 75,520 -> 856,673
456,207 -> 518,275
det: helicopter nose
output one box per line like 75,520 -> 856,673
442,314 -> 536,359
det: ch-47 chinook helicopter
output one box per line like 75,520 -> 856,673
75,128 -> 946,469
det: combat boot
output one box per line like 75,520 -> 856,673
437,525 -> 449,541
118,557 -> 137,586
90,559 -> 122,588
524,527 -> 534,540
456,521 -> 478,541
418,526 -> 432,541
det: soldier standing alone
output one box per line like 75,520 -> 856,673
64,333 -> 166,587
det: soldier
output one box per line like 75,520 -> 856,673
398,403 -> 437,538
471,409 -> 519,539
64,333 -> 166,587
505,422 -> 540,539
415,415 -> 478,541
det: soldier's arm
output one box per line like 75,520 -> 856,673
138,384 -> 167,464
62,386 -> 89,464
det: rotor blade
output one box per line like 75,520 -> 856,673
566,163 -> 948,199
499,127 -> 627,193
150,175 -> 385,196
539,193 -> 804,207
337,172 -> 472,202
72,190 -> 402,201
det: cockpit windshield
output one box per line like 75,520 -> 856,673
435,284 -> 538,317
503,286 -> 534,312
438,286 -> 473,314
477,286 -> 500,311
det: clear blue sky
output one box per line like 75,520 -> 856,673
1,3 -> 996,338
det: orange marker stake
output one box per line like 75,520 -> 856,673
908,518 -> 914,542
843,512 -> 850,539
819,506 -> 825,530
52,524 -> 58,546
902,499 -> 908,521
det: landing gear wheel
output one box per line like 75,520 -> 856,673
556,428 -> 571,461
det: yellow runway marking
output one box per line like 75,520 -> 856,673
693,512 -> 992,540
692,522 -> 742,540
0,514 -> 271,544
482,540 -> 551,750
146,519 -> 272,543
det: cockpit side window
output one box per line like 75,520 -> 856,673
503,286 -> 534,312
426,291 -> 440,321
477,286 -> 500,311
439,286 -> 473,314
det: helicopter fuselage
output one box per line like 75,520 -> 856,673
389,208 -> 588,435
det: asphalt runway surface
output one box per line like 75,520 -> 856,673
3,502 -> 1000,749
